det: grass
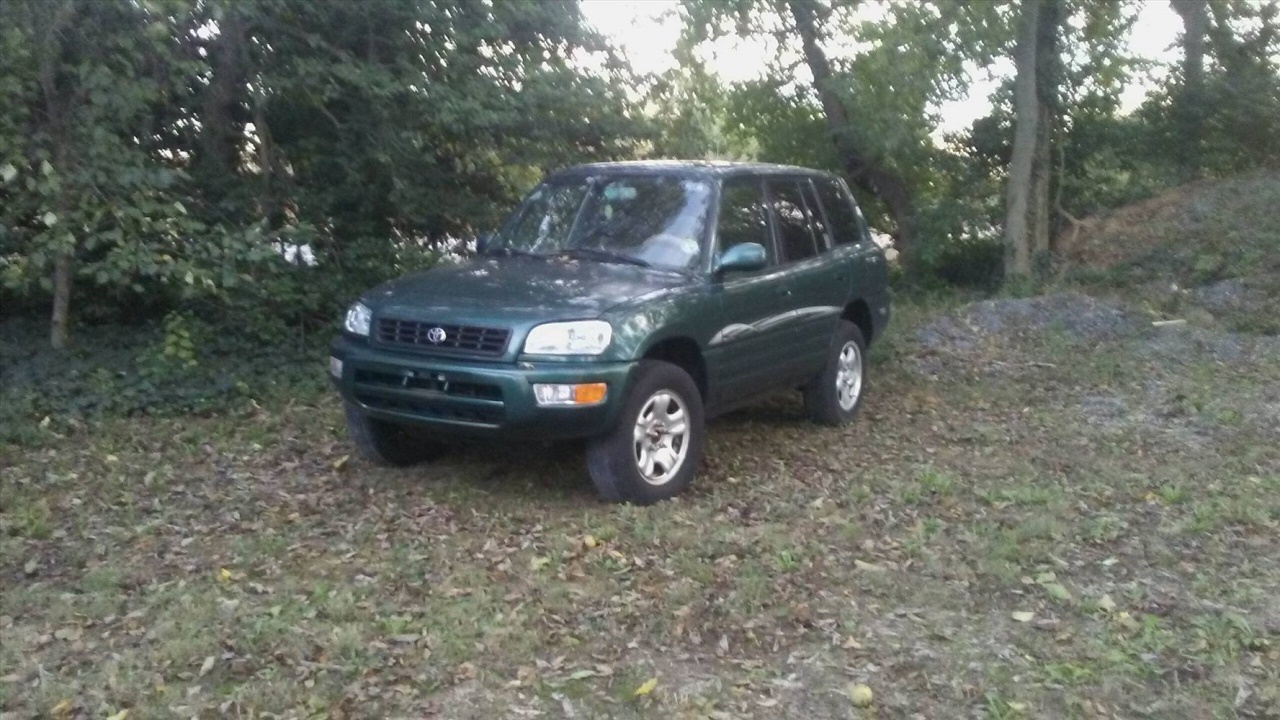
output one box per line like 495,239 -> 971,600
2,295 -> 1280,718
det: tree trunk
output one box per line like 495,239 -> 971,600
1029,0 -> 1060,266
1171,0 -> 1209,180
50,252 -> 72,348
1004,0 -> 1041,279
195,3 -> 248,201
33,0 -> 76,348
788,0 -> 913,252
1004,0 -> 1060,279
48,138 -> 75,350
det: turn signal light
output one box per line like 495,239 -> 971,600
533,383 -> 607,406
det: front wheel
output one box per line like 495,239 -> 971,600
803,321 -> 868,426
586,360 -> 705,504
343,401 -> 445,467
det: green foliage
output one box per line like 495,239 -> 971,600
1139,1 -> 1280,178
0,318 -> 328,446
2,0 -> 1279,345
646,62 -> 756,160
677,0 -> 1012,238
0,0 -> 647,339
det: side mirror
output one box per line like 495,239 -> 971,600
714,242 -> 768,274
475,232 -> 493,255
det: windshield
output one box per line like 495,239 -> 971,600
491,174 -> 713,271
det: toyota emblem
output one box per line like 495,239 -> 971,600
426,326 -> 447,344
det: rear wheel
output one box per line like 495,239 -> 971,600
803,321 -> 867,425
586,360 -> 704,504
343,401 -> 444,467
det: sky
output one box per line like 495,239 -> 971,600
580,0 -> 1184,134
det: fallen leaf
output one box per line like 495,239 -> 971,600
1097,594 -> 1116,612
854,559 -> 887,572
847,683 -> 874,707
50,699 -> 72,716
106,710 -> 130,720
218,567 -> 233,583
199,655 -> 215,676
582,535 -> 598,550
568,669 -> 596,680
1011,611 -> 1035,623
23,558 -> 38,576
332,455 -> 349,471
530,556 -> 551,570
633,677 -> 658,697
1042,582 -> 1072,602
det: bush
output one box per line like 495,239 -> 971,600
0,317 -> 331,446
917,236 -> 1005,291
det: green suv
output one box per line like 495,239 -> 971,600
330,161 -> 889,503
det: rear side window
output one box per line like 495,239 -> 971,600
801,181 -> 832,249
716,179 -> 775,266
814,178 -> 866,246
768,180 -> 819,263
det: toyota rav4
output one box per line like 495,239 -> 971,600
330,161 -> 890,503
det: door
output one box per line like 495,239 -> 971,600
705,177 -> 797,408
764,177 -> 846,378
811,175 -> 888,332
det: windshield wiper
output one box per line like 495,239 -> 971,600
485,246 -> 544,259
560,247 -> 652,268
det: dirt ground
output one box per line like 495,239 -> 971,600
3,294 -> 1278,719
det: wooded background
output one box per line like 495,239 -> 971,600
2,0 -> 1277,349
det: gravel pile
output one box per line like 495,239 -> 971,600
914,293 -> 1142,355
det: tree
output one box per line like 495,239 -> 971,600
786,0 -> 914,249
1171,0 -> 1209,179
1,0 -> 194,348
1003,0 -> 1061,280
1,0 -> 648,344
678,0 -> 1008,263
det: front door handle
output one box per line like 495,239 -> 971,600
776,287 -> 793,297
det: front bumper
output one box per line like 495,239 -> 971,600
330,336 -> 635,439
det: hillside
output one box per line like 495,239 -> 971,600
1063,169 -> 1280,333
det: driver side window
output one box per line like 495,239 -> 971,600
717,179 -> 775,270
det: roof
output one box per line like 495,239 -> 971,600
546,160 -> 837,181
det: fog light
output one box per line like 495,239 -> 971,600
533,382 -> 607,406
329,356 -> 343,379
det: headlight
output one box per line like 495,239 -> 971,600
523,320 -> 612,355
343,302 -> 372,336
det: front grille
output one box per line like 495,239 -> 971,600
376,318 -> 510,357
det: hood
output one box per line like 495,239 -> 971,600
364,255 -> 691,322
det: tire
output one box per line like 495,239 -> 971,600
586,360 -> 705,504
343,401 -> 444,467
803,320 -> 868,426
